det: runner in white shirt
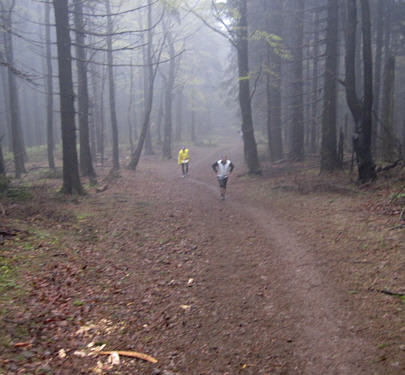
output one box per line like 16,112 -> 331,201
212,156 -> 234,200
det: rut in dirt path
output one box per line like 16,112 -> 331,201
157,143 -> 382,375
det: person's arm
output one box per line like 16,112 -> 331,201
212,162 -> 218,173
229,162 -> 234,173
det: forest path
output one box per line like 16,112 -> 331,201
111,138 -> 384,375
6,138 -> 397,375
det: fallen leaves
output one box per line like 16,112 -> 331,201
58,349 -> 67,359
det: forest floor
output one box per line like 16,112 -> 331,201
0,137 -> 404,375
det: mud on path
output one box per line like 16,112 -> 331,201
1,140 -> 404,375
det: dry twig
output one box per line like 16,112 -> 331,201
99,350 -> 157,363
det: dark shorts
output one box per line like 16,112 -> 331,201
217,176 -> 228,188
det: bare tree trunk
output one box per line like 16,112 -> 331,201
380,56 -> 396,161
289,0 -> 305,161
128,0 -> 156,170
100,65 -> 106,167
74,0 -> 96,181
344,0 -> 375,183
53,0 -> 83,194
162,30 -> 176,160
175,86 -> 183,142
237,0 -> 260,174
0,62 -> 12,153
143,38 -> 154,156
402,96 -> 405,158
90,62 -> 106,167
127,61 -> 135,152
105,0 -> 119,170
372,0 -> 384,154
320,0 -> 340,171
265,0 -> 283,162
2,2 -> 26,177
310,8 -> 320,154
190,89 -> 196,143
0,140 -> 5,176
156,87 -> 164,145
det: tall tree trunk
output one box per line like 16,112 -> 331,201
344,0 -> 375,183
236,0 -> 260,174
380,56 -> 396,162
3,2 -> 26,177
105,0 -> 119,170
90,62 -> 106,166
53,0 -> 83,194
128,0 -> 156,170
320,0 -> 339,171
402,95 -> 405,158
310,8 -> 320,154
99,64 -> 106,166
288,0 -> 305,161
0,140 -> 5,176
0,61 -> 12,152
265,0 -> 283,162
143,39 -> 154,155
175,86 -> 183,142
127,61 -> 135,152
74,0 -> 96,181
162,31 -> 176,160
378,0 -> 393,156
190,89 -> 196,143
156,88 -> 164,145
372,0 -> 384,154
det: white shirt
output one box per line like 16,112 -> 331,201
215,160 -> 232,178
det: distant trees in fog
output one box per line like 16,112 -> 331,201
1,0 -> 405,190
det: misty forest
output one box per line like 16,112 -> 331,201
0,0 -> 404,374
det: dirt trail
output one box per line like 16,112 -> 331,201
3,139 -> 397,375
135,141 -> 384,374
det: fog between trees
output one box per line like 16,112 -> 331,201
1,0 -> 405,192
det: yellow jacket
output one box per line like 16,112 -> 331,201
178,148 -> 190,164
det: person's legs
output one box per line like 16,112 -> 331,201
185,162 -> 189,176
220,186 -> 225,199
222,177 -> 228,199
181,163 -> 186,177
218,177 -> 228,199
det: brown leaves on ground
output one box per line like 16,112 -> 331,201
0,149 -> 404,374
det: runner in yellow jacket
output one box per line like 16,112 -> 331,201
178,146 -> 190,177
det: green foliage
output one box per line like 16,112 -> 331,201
0,260 -> 18,295
250,30 -> 290,60
76,212 -> 93,222
389,191 -> 405,204
238,74 -> 251,81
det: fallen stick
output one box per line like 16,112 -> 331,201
14,341 -> 32,348
369,288 -> 405,297
377,289 -> 405,297
99,351 -> 157,364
